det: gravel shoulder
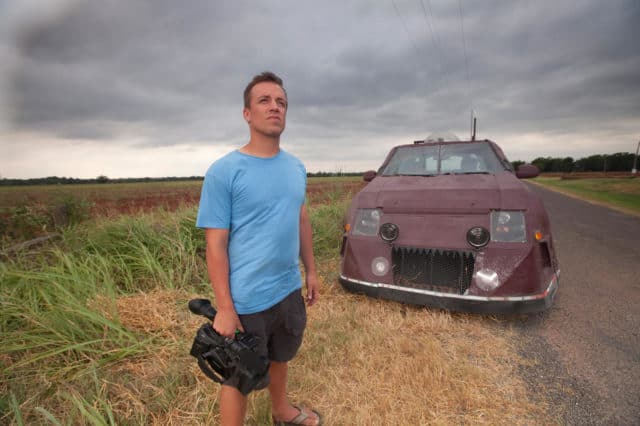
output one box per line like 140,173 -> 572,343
504,184 -> 640,425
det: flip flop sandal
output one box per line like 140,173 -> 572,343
272,405 -> 323,426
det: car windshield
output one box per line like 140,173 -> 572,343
380,142 -> 507,176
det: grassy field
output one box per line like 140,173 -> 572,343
0,181 -> 204,243
532,176 -> 640,216
0,181 -> 203,206
0,182 -> 553,425
3,173 -> 636,423
0,178 -> 367,246
0,176 -> 356,209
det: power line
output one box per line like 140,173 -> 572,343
391,0 -> 422,58
390,0 -> 474,136
419,0 -> 436,54
391,0 -> 433,98
457,0 -> 472,112
419,0 -> 446,78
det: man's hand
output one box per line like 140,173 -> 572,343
299,205 -> 319,306
213,306 -> 244,339
205,228 -> 241,338
305,272 -> 320,306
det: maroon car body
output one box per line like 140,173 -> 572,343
339,139 -> 559,313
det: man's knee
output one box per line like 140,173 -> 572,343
219,385 -> 248,426
221,383 -> 246,398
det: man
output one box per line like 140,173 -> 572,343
196,71 -> 322,426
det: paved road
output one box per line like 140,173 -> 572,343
514,183 -> 640,424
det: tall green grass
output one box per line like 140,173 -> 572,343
309,199 -> 349,261
0,207 -> 216,423
1,194 -> 351,424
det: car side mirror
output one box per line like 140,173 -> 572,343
363,170 -> 377,182
515,164 -> 539,179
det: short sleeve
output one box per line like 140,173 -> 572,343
196,164 -> 232,229
299,160 -> 307,203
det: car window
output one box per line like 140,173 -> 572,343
441,155 -> 462,173
381,142 -> 507,176
441,143 -> 504,174
382,145 -> 439,175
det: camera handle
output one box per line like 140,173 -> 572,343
188,298 -> 217,320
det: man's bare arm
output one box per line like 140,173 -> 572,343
299,205 -> 319,306
205,228 -> 243,337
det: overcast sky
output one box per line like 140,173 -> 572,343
1,0 -> 638,179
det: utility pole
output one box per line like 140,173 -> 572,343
632,139 -> 640,174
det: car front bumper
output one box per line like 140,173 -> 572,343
339,271 -> 559,314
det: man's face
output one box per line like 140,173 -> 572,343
243,82 -> 288,138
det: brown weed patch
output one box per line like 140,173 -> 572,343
116,290 -> 183,337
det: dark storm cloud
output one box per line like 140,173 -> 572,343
5,0 -> 639,159
466,0 -> 640,127
9,1 -> 254,142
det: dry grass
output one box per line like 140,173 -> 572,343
116,290 -> 185,337
291,260 -> 548,425
94,263 -> 552,425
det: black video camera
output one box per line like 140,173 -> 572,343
188,299 -> 269,395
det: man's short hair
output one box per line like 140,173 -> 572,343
243,71 -> 286,108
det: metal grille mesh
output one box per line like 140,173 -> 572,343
392,247 -> 476,294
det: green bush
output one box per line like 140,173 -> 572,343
0,196 -> 93,243
51,196 -> 93,227
2,204 -> 49,241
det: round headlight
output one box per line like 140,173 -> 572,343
474,268 -> 500,291
467,226 -> 490,248
379,223 -> 399,242
371,257 -> 390,276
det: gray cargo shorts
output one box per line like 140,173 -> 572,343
223,289 -> 307,391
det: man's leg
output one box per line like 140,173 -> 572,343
220,384 -> 247,426
269,361 -> 320,425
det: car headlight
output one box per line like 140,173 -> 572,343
467,226 -> 490,248
474,268 -> 500,291
371,256 -> 390,276
352,208 -> 382,236
379,222 -> 399,242
490,211 -> 526,242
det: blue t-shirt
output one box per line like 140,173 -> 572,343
196,149 -> 307,314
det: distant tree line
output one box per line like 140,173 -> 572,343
534,152 -> 634,173
511,152 -> 636,173
2,152 -> 637,186
0,172 -> 365,186
0,175 -> 204,186
306,171 -> 363,177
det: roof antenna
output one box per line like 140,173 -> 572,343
470,110 -> 477,141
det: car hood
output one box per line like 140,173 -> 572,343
358,173 -> 533,214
